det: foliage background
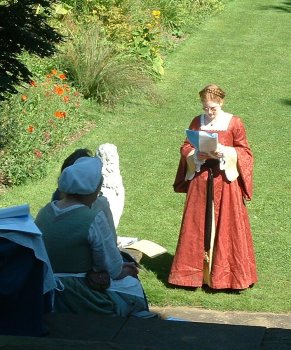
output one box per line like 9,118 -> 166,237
0,0 -> 224,189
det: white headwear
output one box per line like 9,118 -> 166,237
58,157 -> 103,195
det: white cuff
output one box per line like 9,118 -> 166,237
185,150 -> 195,180
185,150 -> 206,180
219,146 -> 239,182
193,150 -> 206,173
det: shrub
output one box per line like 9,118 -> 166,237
54,0 -> 225,80
142,0 -> 188,34
0,69 -> 93,188
141,0 -> 225,35
59,24 -> 155,104
187,0 -> 225,30
0,0 -> 63,101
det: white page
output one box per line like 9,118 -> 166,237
126,239 -> 167,258
186,129 -> 218,154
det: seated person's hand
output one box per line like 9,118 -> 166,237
116,262 -> 139,279
86,269 -> 111,291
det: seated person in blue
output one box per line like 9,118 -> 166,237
35,157 -> 152,317
52,148 -> 116,234
52,148 -> 136,264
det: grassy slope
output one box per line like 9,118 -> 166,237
1,0 -> 290,312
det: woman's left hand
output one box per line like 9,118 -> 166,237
210,150 -> 223,158
210,144 -> 224,158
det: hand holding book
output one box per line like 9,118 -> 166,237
186,129 -> 225,164
186,129 -> 219,155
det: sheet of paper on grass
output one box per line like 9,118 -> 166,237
117,236 -> 138,249
125,239 -> 167,258
186,129 -> 218,154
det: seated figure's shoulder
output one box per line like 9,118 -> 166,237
93,210 -> 110,229
92,195 -> 110,212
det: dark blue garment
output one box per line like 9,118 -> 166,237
0,238 -> 52,336
51,188 -> 61,201
120,251 -> 149,311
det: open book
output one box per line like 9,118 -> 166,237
120,238 -> 167,258
186,129 -> 218,155
126,240 -> 167,258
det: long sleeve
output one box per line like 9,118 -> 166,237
231,117 -> 254,200
88,211 -> 123,279
173,116 -> 201,193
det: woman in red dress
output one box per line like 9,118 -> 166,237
168,84 -> 258,290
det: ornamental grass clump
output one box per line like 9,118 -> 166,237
60,24 -> 155,105
0,69 -> 92,189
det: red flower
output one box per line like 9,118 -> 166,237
54,85 -> 65,95
21,95 -> 28,101
63,95 -> 69,103
59,73 -> 67,80
29,81 -> 37,87
27,125 -> 34,133
54,111 -> 66,119
34,149 -> 42,158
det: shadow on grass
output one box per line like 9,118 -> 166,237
259,0 -> 291,13
280,98 -> 291,106
202,285 -> 242,295
141,253 -> 251,294
140,252 -> 175,288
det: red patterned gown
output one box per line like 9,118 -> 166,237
168,115 -> 258,290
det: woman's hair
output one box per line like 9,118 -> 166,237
199,84 -> 225,103
60,148 -> 92,172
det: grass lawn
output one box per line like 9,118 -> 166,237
1,0 -> 290,313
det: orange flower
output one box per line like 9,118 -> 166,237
34,149 -> 42,158
59,73 -> 67,80
63,96 -> 69,103
54,85 -> 65,95
51,69 -> 58,75
46,74 -> 52,79
29,81 -> 37,87
27,125 -> 34,133
21,95 -> 28,101
54,111 -> 66,119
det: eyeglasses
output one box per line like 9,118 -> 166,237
202,106 -> 220,112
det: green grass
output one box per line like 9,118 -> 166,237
1,0 -> 291,313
